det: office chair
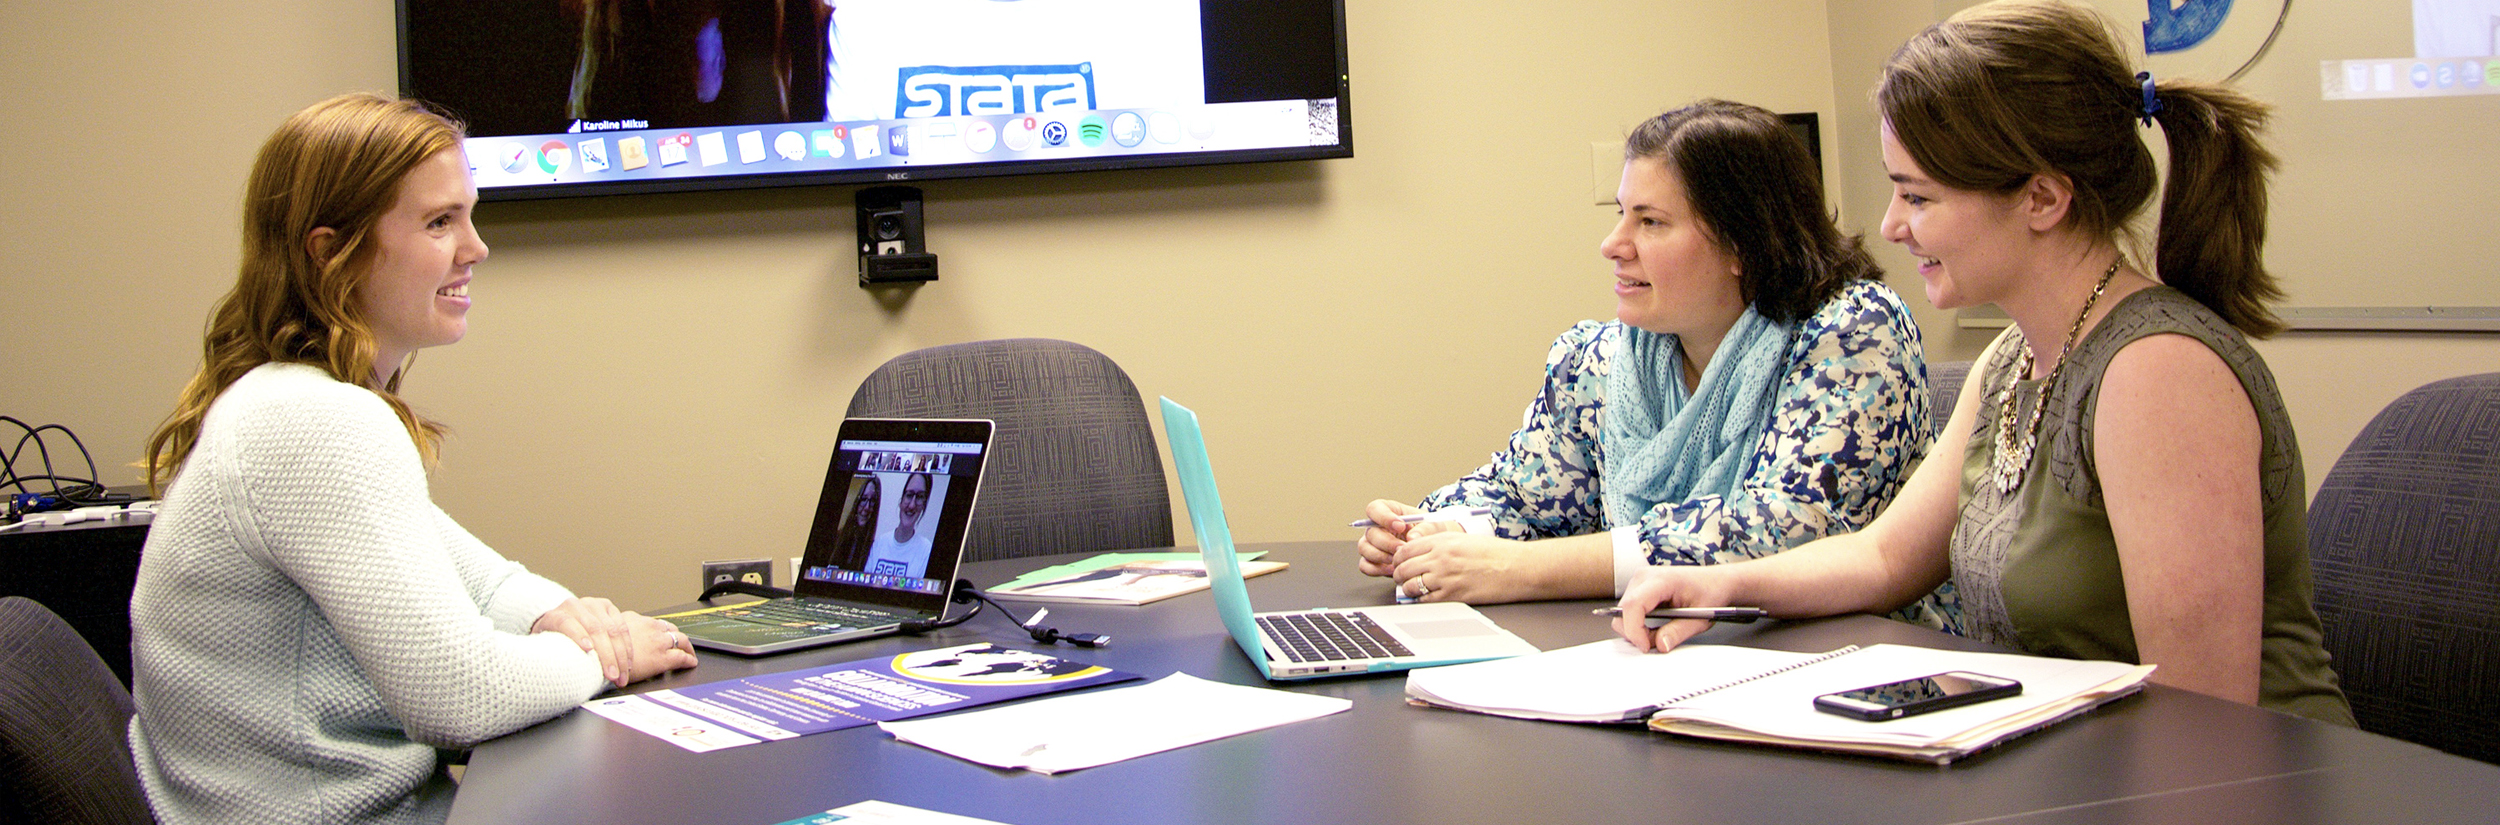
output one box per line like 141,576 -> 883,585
2307,372 -> 2500,764
1927,360 -> 1972,438
847,339 -> 1173,562
0,596 -> 157,824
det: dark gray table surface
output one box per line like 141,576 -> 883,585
447,541 -> 2500,825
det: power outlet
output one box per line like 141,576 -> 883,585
700,558 -> 773,593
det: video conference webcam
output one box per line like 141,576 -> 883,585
857,185 -> 939,285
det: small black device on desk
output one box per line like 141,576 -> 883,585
1813,671 -> 2024,721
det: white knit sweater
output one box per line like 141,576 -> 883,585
129,362 -> 607,825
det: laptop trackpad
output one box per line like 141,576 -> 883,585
1393,618 -> 1504,639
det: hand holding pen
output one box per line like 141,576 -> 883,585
1354,502 -> 1490,580
1347,506 -> 1493,528
1592,606 -> 1768,628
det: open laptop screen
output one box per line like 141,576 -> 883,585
793,419 -> 990,609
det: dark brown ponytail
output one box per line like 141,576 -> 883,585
1877,0 -> 2286,336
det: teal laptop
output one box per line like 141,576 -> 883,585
1159,397 -> 1539,680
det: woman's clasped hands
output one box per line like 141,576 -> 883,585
532,597 -> 700,687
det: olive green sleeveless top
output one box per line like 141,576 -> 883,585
1952,286 -> 2353,725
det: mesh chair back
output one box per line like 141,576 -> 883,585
2308,372 -> 2500,763
0,596 -> 156,823
847,339 -> 1173,561
1927,360 -> 1972,438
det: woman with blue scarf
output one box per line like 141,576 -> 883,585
1612,2 -> 2349,725
1356,100 -> 1945,628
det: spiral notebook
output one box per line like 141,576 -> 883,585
1405,639 -> 1865,723
1406,639 -> 2152,764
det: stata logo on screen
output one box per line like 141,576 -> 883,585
895,63 -> 1097,119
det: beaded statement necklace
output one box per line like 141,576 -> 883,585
1990,259 -> 2123,494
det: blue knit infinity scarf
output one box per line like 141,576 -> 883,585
1600,310 -> 1793,526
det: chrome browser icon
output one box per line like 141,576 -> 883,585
537,140 -> 572,173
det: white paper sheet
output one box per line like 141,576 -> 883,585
771,799 -> 1017,825
579,694 -> 763,753
1405,639 -> 1831,722
878,673 -> 1350,774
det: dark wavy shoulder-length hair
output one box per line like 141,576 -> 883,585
1625,99 -> 1883,324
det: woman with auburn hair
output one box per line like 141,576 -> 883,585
1356,99 -> 1945,628
1615,0 -> 2352,725
130,93 -> 698,825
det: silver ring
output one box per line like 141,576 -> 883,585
1413,581 -> 1430,598
666,631 -> 680,649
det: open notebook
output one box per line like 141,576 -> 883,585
1406,639 -> 2152,765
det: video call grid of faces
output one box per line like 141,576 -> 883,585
801,450 -> 962,595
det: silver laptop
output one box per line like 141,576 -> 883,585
669,418 -> 992,655
1159,397 -> 1539,680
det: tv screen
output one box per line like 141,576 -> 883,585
398,0 -> 1351,201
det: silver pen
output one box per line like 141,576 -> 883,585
1348,506 -> 1493,528
1592,606 -> 1770,627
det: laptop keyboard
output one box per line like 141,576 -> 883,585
732,599 -> 909,628
1259,611 -> 1413,663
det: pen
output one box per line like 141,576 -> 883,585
1348,506 -> 1494,528
1592,606 -> 1769,627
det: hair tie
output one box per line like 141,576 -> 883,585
2135,71 -> 2163,126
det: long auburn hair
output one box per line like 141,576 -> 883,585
145,93 -> 466,492
1877,0 -> 2285,336
1624,99 -> 1884,324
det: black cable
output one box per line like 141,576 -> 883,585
1,417 -> 125,511
689,577 -> 1105,646
2,476 -> 108,508
924,580 -> 1109,647
5,420 -> 70,494
44,422 -> 102,497
2224,0 -> 2293,85
697,580 -> 796,602
2,416 -> 42,498
897,581 -> 987,634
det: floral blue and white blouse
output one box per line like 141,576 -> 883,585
1418,279 -> 1956,628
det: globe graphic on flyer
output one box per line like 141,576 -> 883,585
890,643 -> 1109,685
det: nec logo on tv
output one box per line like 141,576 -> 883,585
895,63 -> 1096,118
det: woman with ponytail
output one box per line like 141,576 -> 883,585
130,93 -> 698,825
1612,0 -> 2351,725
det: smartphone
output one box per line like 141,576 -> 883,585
1812,671 -> 2023,721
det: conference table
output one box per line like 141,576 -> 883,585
447,541 -> 2500,825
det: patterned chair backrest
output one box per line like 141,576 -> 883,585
1927,360 -> 1972,439
847,339 -> 1173,562
2307,372 -> 2500,764
0,596 -> 157,823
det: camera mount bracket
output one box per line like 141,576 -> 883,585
857,185 -> 938,285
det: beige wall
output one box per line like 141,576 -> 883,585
4,1 -> 2489,611
1821,0 -> 2500,491
3,0 -> 1841,609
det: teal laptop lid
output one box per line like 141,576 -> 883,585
1160,397 -> 1540,680
1158,396 -> 1276,678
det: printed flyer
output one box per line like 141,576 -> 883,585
582,643 -> 1140,752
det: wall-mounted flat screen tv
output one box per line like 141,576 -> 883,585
399,0 -> 1351,201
